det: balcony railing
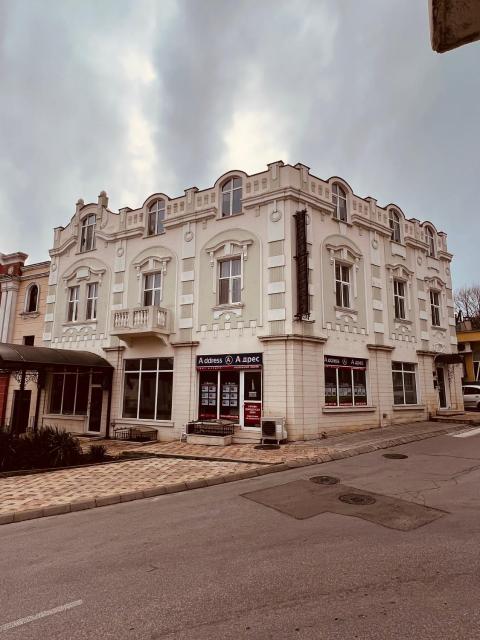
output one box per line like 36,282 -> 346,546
110,305 -> 170,340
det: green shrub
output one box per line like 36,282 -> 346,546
88,443 -> 107,463
0,426 -> 82,471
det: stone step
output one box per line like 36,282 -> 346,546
232,431 -> 262,444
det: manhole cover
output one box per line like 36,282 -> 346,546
310,475 -> 340,485
383,453 -> 408,459
339,493 -> 376,506
254,444 -> 280,450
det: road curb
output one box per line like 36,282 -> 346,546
0,423 -> 467,526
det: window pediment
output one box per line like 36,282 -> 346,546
386,264 -> 413,281
425,276 -> 446,291
206,238 -> 254,266
326,243 -> 362,265
63,265 -> 105,285
133,256 -> 171,277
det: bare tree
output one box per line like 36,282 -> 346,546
455,285 -> 480,324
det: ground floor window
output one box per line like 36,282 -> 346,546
392,362 -> 418,405
49,370 -> 90,415
123,358 -> 173,420
198,368 -> 262,426
324,356 -> 368,407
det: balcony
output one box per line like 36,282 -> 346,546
110,306 -> 170,343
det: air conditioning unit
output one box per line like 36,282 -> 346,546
261,417 -> 287,444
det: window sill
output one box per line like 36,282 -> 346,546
322,406 -> 376,414
19,311 -> 40,318
76,248 -> 96,255
212,303 -> 244,311
144,230 -> 166,238
43,414 -> 86,421
431,325 -> 446,332
62,320 -> 97,327
394,318 -> 412,325
335,306 -> 357,314
333,217 -> 352,226
115,418 -> 174,428
217,212 -> 244,221
392,404 -> 425,411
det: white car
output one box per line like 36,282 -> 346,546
462,384 -> 480,410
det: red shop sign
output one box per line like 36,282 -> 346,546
244,402 -> 261,426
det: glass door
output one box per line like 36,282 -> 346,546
242,370 -> 262,428
437,367 -> 447,409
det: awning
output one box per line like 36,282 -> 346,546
435,353 -> 463,365
0,342 -> 113,370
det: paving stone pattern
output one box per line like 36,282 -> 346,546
0,420 -> 468,526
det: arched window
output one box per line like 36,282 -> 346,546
332,184 -> 347,221
221,177 -> 242,217
80,214 -> 96,252
147,199 -> 166,236
389,210 -> 401,243
25,284 -> 39,313
426,226 -> 436,257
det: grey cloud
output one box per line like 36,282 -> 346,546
0,0 -> 478,288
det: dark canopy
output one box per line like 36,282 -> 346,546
0,342 -> 113,370
435,353 -> 463,365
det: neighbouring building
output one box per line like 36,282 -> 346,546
0,162 -> 464,441
456,316 -> 480,382
0,254 -> 50,428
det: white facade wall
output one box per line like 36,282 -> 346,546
42,161 -> 462,440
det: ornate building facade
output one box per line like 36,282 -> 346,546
2,161 -> 463,440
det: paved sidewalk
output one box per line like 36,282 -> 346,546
0,420 -> 468,526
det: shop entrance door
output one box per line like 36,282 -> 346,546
437,367 -> 447,409
242,371 -> 262,429
219,371 -> 240,421
11,390 -> 31,434
88,386 -> 103,432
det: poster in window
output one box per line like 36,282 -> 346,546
244,402 -> 261,426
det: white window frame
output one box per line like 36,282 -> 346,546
49,370 -> 90,416
80,214 -> 96,252
221,178 -> 242,217
24,283 -> 39,313
143,272 -> 163,307
86,282 -> 98,320
389,210 -> 401,243
332,184 -> 348,222
67,285 -> 80,322
122,358 -> 174,421
392,362 -> 418,405
335,261 -> 351,308
394,279 -> 406,320
430,290 -> 441,326
147,199 -> 165,235
218,257 -> 242,305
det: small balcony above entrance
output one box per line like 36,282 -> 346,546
110,306 -> 170,342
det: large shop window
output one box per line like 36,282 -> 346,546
392,362 -> 418,405
324,356 -> 368,407
123,358 -> 173,421
49,370 -> 90,415
197,353 -> 263,426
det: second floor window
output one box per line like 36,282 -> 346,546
86,282 -> 98,320
389,210 -> 401,243
335,262 -> 350,308
394,279 -> 406,319
67,286 -> 80,322
25,284 -> 39,312
80,214 -> 96,252
332,184 -> 347,221
148,199 -> 165,235
143,272 -> 162,306
218,257 -> 241,305
222,178 -> 242,217
430,290 -> 441,326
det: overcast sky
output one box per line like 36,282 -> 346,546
0,0 -> 478,288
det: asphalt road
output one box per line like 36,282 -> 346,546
1,428 -> 480,639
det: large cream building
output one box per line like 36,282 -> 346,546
5,161 -> 462,441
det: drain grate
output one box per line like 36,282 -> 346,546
339,493 -> 376,506
310,475 -> 340,486
383,453 -> 408,460
254,444 -> 281,450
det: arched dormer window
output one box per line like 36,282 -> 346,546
25,284 -> 39,313
425,226 -> 436,257
332,184 -> 347,221
147,199 -> 165,236
389,210 -> 401,243
221,177 -> 242,217
80,214 -> 96,252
